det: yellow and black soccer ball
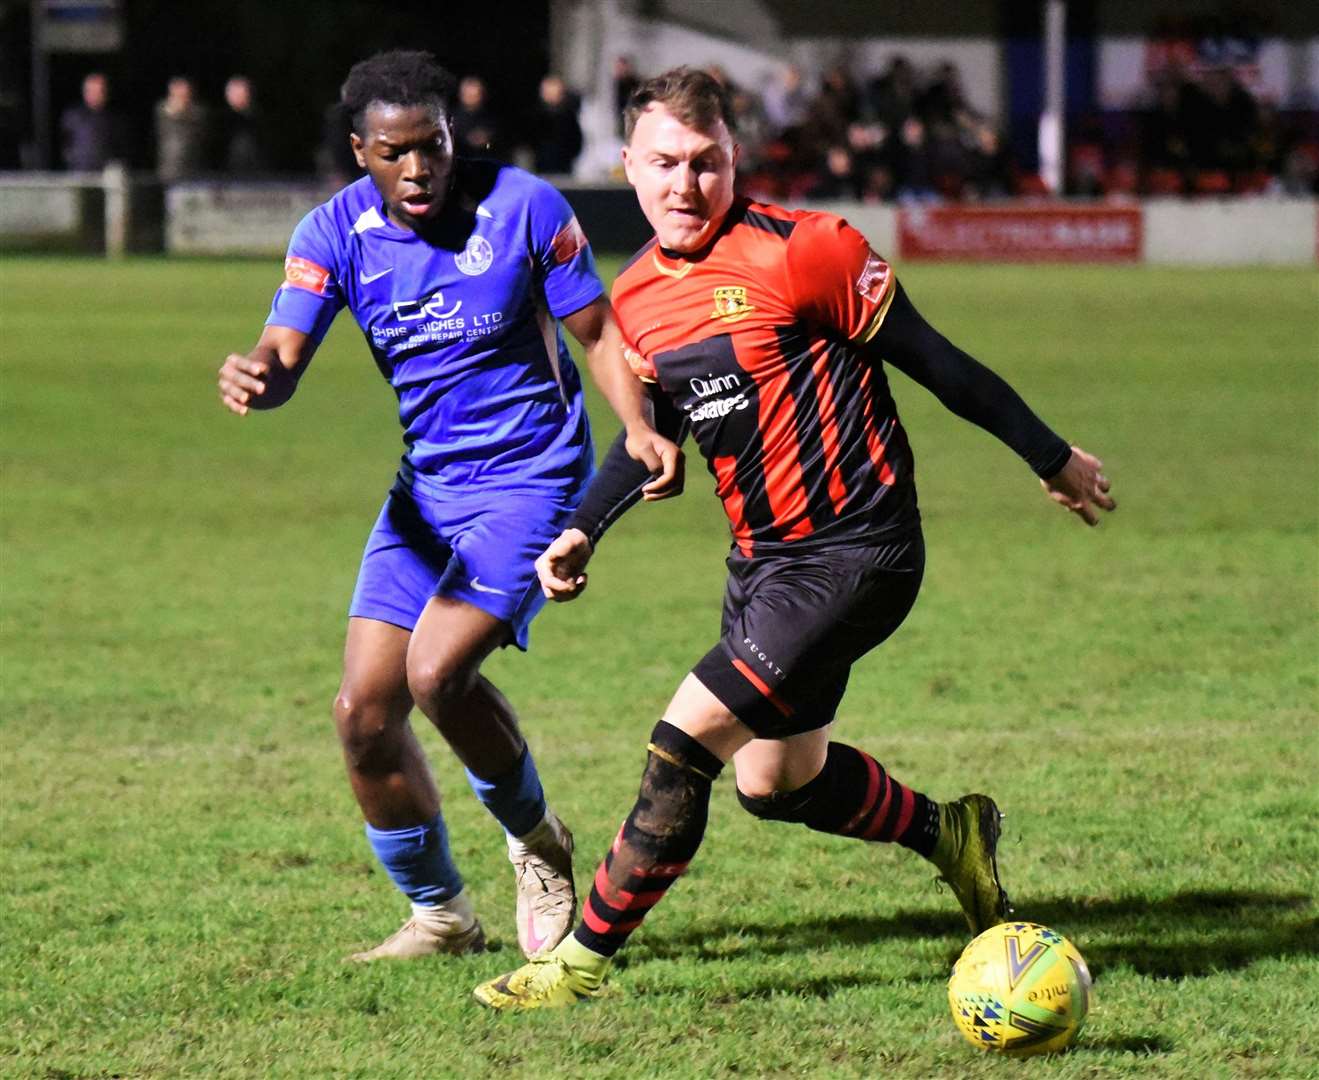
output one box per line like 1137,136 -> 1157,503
948,921 -> 1092,1057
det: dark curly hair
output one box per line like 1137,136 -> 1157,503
340,50 -> 457,135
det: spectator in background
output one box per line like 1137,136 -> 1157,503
612,56 -> 639,138
219,75 -> 270,174
531,75 -> 582,176
1142,68 -> 1195,191
804,144 -> 861,201
890,115 -> 935,201
314,101 -> 361,186
924,117 -> 971,198
866,55 -> 917,132
844,119 -> 888,194
0,93 -> 23,169
729,87 -> 771,173
1279,138 -> 1319,196
858,160 -> 896,203
1066,114 -> 1108,198
917,61 -> 967,130
763,64 -> 809,135
915,62 -> 975,198
962,120 -> 1013,201
60,71 -> 131,171
806,63 -> 861,153
155,76 -> 209,182
452,75 -> 504,159
1247,103 -> 1283,192
1189,66 -> 1260,182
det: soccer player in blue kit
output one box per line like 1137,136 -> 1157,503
216,51 -> 679,962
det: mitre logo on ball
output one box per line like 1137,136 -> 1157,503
948,922 -> 1092,1057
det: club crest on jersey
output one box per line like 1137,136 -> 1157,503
455,235 -> 494,276
710,286 -> 756,323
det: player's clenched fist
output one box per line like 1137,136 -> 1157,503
535,528 -> 593,601
624,428 -> 685,501
217,352 -> 271,415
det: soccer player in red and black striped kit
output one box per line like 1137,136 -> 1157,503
475,67 -> 1115,1010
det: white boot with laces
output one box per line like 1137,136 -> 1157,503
507,810 -> 576,959
348,888 -> 485,962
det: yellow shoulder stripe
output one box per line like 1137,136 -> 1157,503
859,284 -> 897,343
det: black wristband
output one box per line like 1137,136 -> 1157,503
1033,439 -> 1074,480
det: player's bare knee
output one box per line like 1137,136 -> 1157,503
333,690 -> 398,771
406,656 -> 477,721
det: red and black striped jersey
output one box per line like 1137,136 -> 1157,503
612,197 -> 919,557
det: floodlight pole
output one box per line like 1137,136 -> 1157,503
1040,0 -> 1066,195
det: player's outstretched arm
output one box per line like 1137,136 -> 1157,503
1041,447 -> 1116,526
869,281 -> 1118,528
217,325 -> 316,415
535,528 -> 593,601
870,282 -> 1072,477
561,297 -> 683,498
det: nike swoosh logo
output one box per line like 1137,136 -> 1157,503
524,912 -> 548,954
359,267 -> 393,284
470,577 -> 511,596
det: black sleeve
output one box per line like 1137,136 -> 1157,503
868,281 -> 1073,479
566,385 -> 689,547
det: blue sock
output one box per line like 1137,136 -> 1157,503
465,743 -> 547,838
364,814 -> 463,906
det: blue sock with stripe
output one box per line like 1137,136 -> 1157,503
364,814 -> 463,906
464,743 -> 547,839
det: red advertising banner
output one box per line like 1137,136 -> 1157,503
897,205 -> 1143,262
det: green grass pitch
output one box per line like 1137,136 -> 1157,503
2,255 -> 1316,1078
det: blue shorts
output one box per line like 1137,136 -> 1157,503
348,483 -> 581,650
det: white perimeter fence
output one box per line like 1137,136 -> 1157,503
1,170 -> 1316,266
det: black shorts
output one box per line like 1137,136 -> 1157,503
691,536 -> 924,738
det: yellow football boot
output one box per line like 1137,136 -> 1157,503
931,793 -> 1012,936
473,938 -> 608,1011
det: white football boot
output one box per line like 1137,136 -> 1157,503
348,888 -> 486,961
507,810 -> 576,959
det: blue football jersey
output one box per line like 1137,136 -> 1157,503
266,161 -> 600,496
